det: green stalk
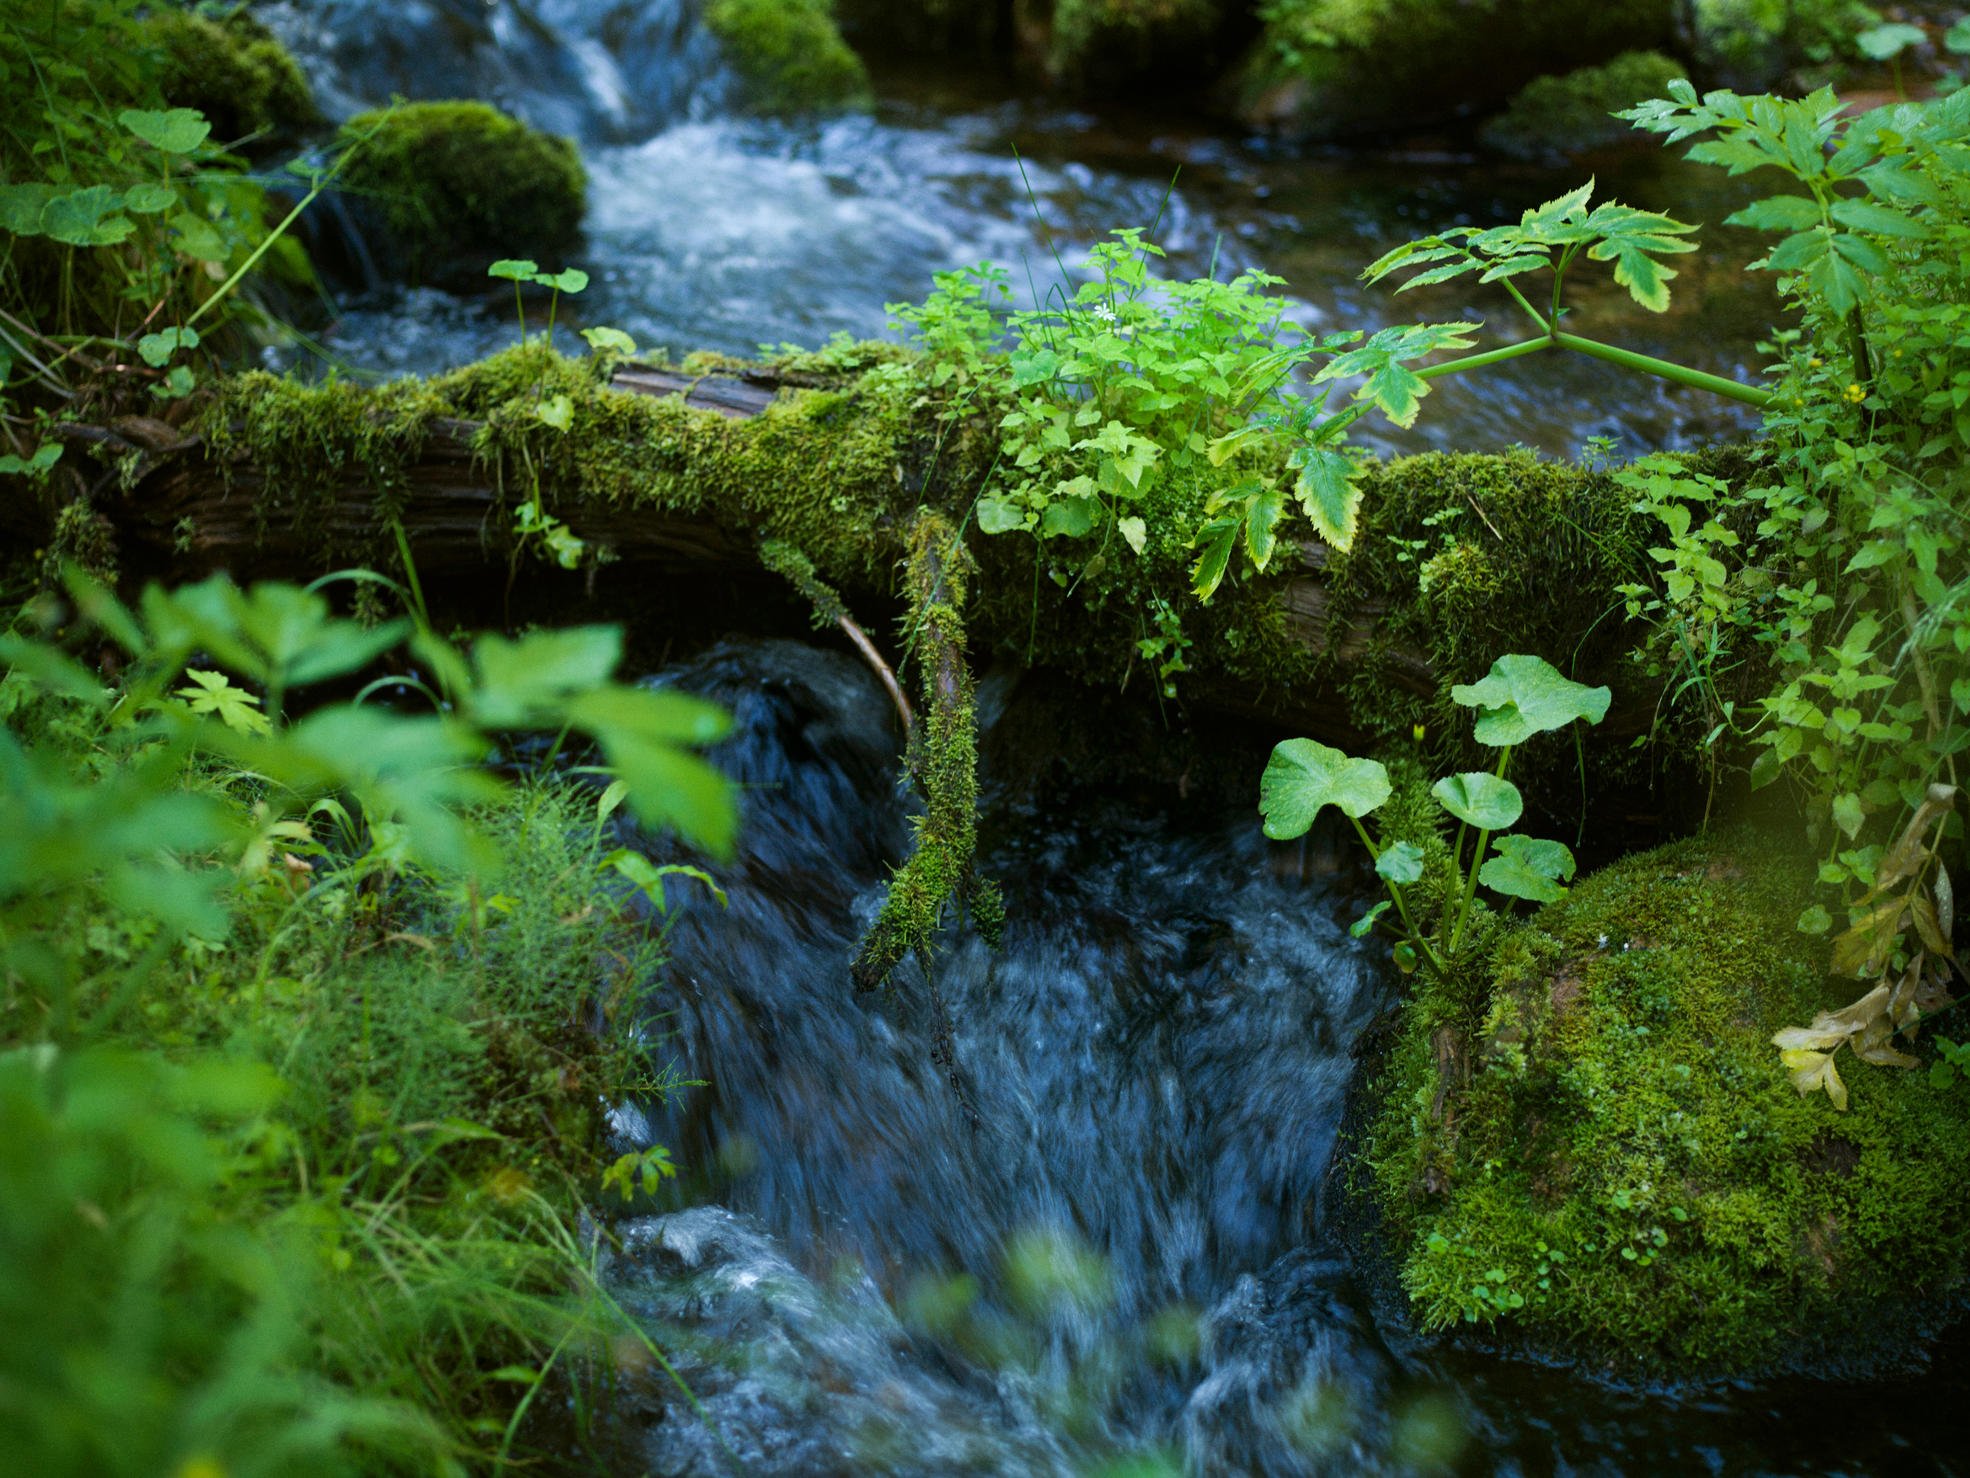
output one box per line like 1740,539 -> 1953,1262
1449,744 -> 1513,956
1551,331 -> 1773,408
1417,336 -> 1553,382
1350,816 -> 1446,974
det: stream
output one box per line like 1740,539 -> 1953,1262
262,0 -> 1771,460
600,640 -> 1968,1475
252,3 -> 1968,1470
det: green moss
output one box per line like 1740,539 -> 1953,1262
852,511 -> 994,989
1046,0 -> 1227,86
337,102 -> 586,286
1481,51 -> 1688,161
704,0 -> 872,116
142,7 -> 319,143
1242,0 -> 1676,137
1364,833 -> 1970,1372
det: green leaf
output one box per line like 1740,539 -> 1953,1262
469,627 -> 623,727
1118,515 -> 1147,555
1947,17 -> 1970,54
1244,484 -> 1284,572
1291,447 -> 1361,551
40,187 -> 133,247
1190,515 -> 1238,601
581,326 -> 637,355
543,267 -> 588,293
1432,772 -> 1524,831
975,496 -> 1026,536
1451,653 -> 1612,746
1855,22 -> 1925,59
175,668 -> 271,735
1376,840 -> 1424,886
1259,738 -> 1391,840
1350,899 -> 1393,938
535,393 -> 574,432
1479,833 -> 1576,903
136,326 -> 199,367
1041,494 -> 1098,539
1725,194 -> 1821,232
0,183 -> 55,236
120,107 -> 211,154
1829,198 -> 1927,239
122,182 -> 178,215
488,259 -> 539,281
1797,903 -> 1833,936
169,212 -> 228,262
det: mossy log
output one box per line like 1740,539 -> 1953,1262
65,355 -> 1436,747
51,343 -> 1747,829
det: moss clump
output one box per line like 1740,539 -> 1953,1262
1240,0 -> 1676,136
1481,51 -> 1687,161
1365,834 -> 1970,1372
142,7 -> 319,143
337,102 -> 586,287
1046,0 -> 1228,87
703,0 -> 872,116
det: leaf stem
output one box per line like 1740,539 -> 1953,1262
1550,331 -> 1773,408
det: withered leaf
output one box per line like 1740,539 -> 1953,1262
1782,1048 -> 1850,1110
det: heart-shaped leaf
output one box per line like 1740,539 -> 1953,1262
1432,772 -> 1523,831
1451,653 -> 1611,747
1260,739 -> 1391,840
581,326 -> 637,355
1479,833 -> 1576,903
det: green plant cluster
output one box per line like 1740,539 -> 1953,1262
1260,652 -> 1611,979
703,0 -> 873,115
0,568 -> 734,1471
337,102 -> 587,287
0,0 -> 322,405
1364,834 -> 1970,1370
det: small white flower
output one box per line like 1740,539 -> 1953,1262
1090,304 -> 1117,325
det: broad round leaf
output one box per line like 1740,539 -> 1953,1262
1451,653 -> 1611,747
1259,739 -> 1391,840
120,107 -> 212,154
1375,840 -> 1425,886
1432,772 -> 1523,831
1478,833 -> 1576,903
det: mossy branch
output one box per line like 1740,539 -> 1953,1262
760,536 -> 913,732
851,511 -> 997,991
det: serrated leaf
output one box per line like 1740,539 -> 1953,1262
1450,653 -> 1611,746
1432,772 -> 1523,831
1244,484 -> 1284,571
1290,447 -> 1361,551
1190,515 -> 1238,601
175,669 -> 270,736
1259,738 -> 1391,840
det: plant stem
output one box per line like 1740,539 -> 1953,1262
1550,331 -> 1773,408
1417,336 -> 1553,382
1350,817 -> 1446,974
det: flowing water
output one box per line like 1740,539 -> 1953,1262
262,0 -> 1771,459
594,640 -> 1968,1475
251,5 -> 1968,1469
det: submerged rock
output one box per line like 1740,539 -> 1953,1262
703,0 -> 873,116
1480,51 -> 1688,161
1236,0 -> 1677,138
336,100 -> 586,287
1365,835 -> 1970,1373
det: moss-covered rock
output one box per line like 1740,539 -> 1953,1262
1364,834 -> 1970,1372
1043,0 -> 1229,88
1480,51 -> 1688,161
337,101 -> 586,287
704,0 -> 873,115
142,7 -> 319,144
1685,0 -> 1879,90
1239,0 -> 1676,137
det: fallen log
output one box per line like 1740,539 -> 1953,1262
44,344 -> 1740,810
